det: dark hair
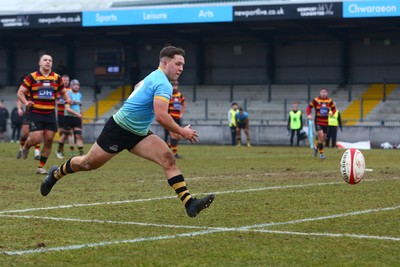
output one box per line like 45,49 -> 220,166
159,46 -> 185,61
231,102 -> 238,106
39,53 -> 51,60
239,107 -> 244,112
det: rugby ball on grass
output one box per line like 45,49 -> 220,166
340,148 -> 365,184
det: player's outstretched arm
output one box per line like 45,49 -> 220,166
154,98 -> 198,143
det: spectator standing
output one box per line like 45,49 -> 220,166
10,102 -> 23,142
287,102 -> 303,146
326,108 -> 343,148
227,102 -> 238,146
0,101 -> 9,142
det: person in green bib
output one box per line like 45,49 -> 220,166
326,108 -> 342,147
287,102 -> 303,146
227,102 -> 239,146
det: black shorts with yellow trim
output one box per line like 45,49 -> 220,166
96,116 -> 152,154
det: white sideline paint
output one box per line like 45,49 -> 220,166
0,195 -> 176,214
239,205 -> 400,229
2,204 -> 399,255
0,214 -> 213,230
251,230 -> 400,241
1,177 -> 397,215
0,180 -> 367,215
2,205 -> 399,231
146,170 -> 339,182
2,229 -> 226,256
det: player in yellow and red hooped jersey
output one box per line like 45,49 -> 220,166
55,74 -> 73,159
306,88 -> 336,159
166,80 -> 186,158
17,54 -> 72,174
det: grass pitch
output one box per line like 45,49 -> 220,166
0,143 -> 399,266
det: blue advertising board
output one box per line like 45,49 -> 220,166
343,0 -> 400,18
83,6 -> 232,27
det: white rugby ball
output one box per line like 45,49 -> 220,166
340,148 -> 365,184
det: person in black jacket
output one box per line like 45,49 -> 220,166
10,101 -> 23,142
0,100 -> 9,142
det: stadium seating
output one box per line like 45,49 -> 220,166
1,83 -> 398,126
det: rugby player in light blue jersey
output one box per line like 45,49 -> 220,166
40,46 -> 214,218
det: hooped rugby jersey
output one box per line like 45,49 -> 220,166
307,97 -> 336,126
57,87 -> 71,116
21,71 -> 64,115
168,91 -> 185,119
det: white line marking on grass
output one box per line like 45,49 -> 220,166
1,177 -> 398,215
0,195 -> 176,214
239,205 -> 400,230
2,205 -> 399,255
147,170 -> 339,182
0,214 -> 218,230
3,205 -> 399,232
0,182 -> 341,215
251,229 -> 400,241
2,229 -> 228,256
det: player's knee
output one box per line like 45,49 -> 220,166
162,151 -> 177,169
73,130 -> 82,136
79,156 -> 97,171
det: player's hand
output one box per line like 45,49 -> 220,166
66,99 -> 74,105
307,115 -> 312,120
181,124 -> 199,144
25,101 -> 34,109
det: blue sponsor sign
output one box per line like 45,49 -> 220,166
83,6 -> 232,26
343,0 -> 400,18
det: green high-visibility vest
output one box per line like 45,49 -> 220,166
229,109 -> 237,127
289,110 -> 301,130
328,110 -> 339,126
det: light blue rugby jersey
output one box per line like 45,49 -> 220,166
65,90 -> 82,117
113,69 -> 172,136
235,111 -> 249,124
